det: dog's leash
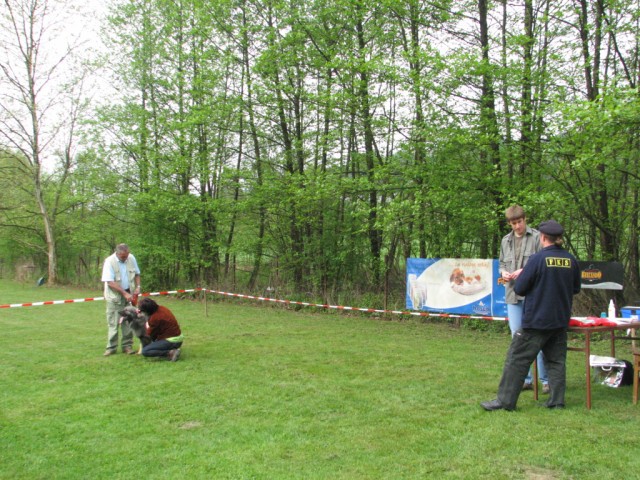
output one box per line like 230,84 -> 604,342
129,293 -> 139,307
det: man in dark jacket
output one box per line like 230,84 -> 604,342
481,220 -> 581,411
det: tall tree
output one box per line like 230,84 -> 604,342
0,0 -> 88,284
477,0 -> 502,257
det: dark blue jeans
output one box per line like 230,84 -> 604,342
142,340 -> 182,358
497,328 -> 567,410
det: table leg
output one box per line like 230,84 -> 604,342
610,330 -> 616,357
585,332 -> 592,410
533,359 -> 538,400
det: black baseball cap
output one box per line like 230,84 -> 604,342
538,220 -> 564,236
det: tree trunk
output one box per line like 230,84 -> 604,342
477,0 -> 501,258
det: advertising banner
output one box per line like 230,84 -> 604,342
406,258 -> 507,317
579,261 -> 623,290
407,258 -> 623,316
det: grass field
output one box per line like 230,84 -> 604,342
1,280 -> 639,479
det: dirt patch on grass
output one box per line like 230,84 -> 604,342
179,420 -> 203,430
524,467 -> 561,479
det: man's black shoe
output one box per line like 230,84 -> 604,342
480,399 -> 505,411
539,403 -> 565,409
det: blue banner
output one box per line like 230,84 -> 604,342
406,258 -> 507,317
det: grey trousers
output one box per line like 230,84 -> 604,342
497,328 -> 567,410
105,298 -> 133,352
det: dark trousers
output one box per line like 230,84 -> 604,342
497,328 -> 567,410
142,339 -> 182,358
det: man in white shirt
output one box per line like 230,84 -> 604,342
101,243 -> 141,356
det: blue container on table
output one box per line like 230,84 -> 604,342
620,306 -> 640,319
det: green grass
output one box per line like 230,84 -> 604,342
1,280 -> 639,479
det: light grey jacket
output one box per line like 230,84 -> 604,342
499,226 -> 540,304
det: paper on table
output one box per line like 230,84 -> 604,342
610,318 -> 635,325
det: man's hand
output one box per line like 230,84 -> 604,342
510,268 -> 523,280
502,269 -> 523,282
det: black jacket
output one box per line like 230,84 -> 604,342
514,245 -> 581,330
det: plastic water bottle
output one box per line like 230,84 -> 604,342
608,299 -> 616,321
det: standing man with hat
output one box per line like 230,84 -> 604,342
101,243 -> 141,356
481,220 -> 581,411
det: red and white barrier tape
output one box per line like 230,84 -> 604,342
201,288 -> 506,322
0,286 -> 507,322
0,289 -> 203,309
0,297 -> 102,308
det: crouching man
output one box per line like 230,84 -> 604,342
137,297 -> 184,362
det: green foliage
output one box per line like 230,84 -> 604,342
3,1 -> 640,304
0,152 -> 48,271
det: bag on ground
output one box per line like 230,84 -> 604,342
590,355 -> 634,388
